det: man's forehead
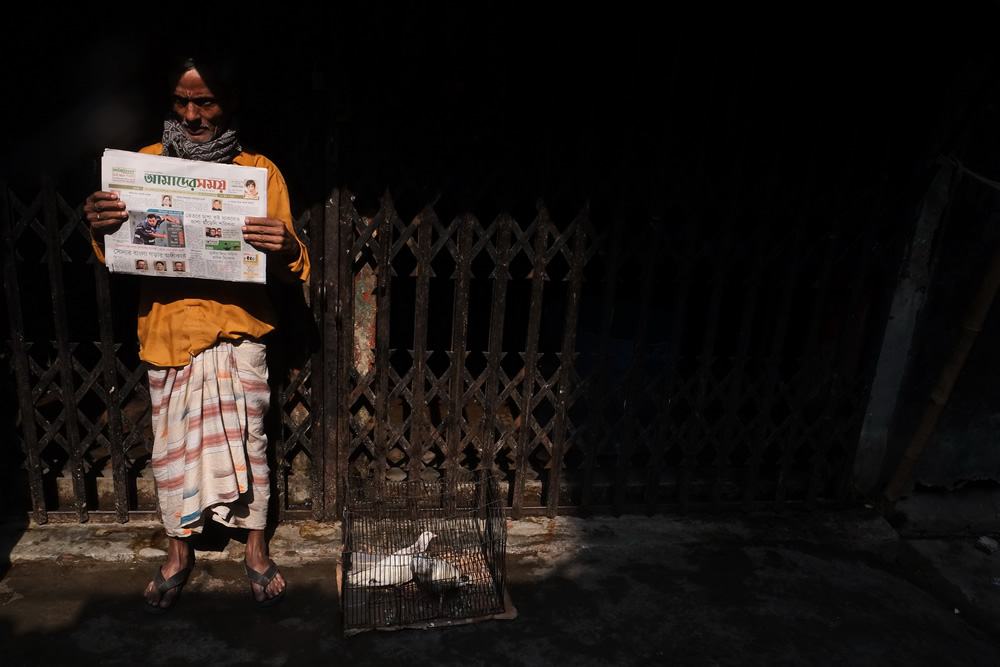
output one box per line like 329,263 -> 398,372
174,69 -> 219,99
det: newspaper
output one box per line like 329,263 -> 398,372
100,149 -> 268,283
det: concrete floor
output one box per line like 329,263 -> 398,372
2,511 -> 1000,666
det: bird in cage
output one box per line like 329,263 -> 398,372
410,553 -> 470,610
395,531 -> 438,555
347,531 -> 438,586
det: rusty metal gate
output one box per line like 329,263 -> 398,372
0,162 -> 907,523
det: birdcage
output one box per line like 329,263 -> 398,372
339,469 -> 515,635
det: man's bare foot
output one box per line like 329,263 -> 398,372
245,529 -> 286,606
143,536 -> 193,614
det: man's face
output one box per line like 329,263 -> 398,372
147,215 -> 158,226
172,68 -> 229,143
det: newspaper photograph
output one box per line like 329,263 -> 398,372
100,149 -> 268,283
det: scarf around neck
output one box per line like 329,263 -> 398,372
160,117 -> 242,163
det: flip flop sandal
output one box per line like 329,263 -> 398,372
245,560 -> 286,608
143,560 -> 193,615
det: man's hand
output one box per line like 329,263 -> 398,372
243,217 -> 299,260
86,191 -> 129,235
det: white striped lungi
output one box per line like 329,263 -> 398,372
148,340 -> 271,537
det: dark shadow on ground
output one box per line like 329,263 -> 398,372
4,532 -> 1000,667
0,517 -> 29,582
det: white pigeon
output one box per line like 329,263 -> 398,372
347,553 -> 412,586
393,530 -> 437,555
346,531 -> 438,586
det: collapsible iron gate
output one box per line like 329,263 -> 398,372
1,175 -> 905,523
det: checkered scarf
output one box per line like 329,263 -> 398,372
160,117 -> 242,163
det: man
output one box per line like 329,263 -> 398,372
173,261 -> 186,272
136,259 -> 148,270
134,213 -> 165,245
86,51 -> 308,614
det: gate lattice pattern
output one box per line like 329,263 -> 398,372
2,173 -> 903,522
0,180 -> 320,523
330,180 -> 902,517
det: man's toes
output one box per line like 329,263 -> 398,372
158,586 -> 178,608
254,576 -> 283,601
144,581 -> 164,608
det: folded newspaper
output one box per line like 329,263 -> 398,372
101,149 -> 268,283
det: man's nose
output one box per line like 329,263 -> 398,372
181,103 -> 201,123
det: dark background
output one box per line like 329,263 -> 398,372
4,3 -> 995,217
5,2 -> 1000,495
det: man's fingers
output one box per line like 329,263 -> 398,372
244,218 -> 297,254
241,217 -> 298,257
86,192 -> 130,235
88,191 -> 124,210
242,217 -> 284,233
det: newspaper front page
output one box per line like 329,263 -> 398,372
101,149 -> 268,283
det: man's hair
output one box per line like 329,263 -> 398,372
165,46 -> 240,108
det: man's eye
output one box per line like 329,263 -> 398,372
173,97 -> 216,109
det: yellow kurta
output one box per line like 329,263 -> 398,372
92,144 -> 310,367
